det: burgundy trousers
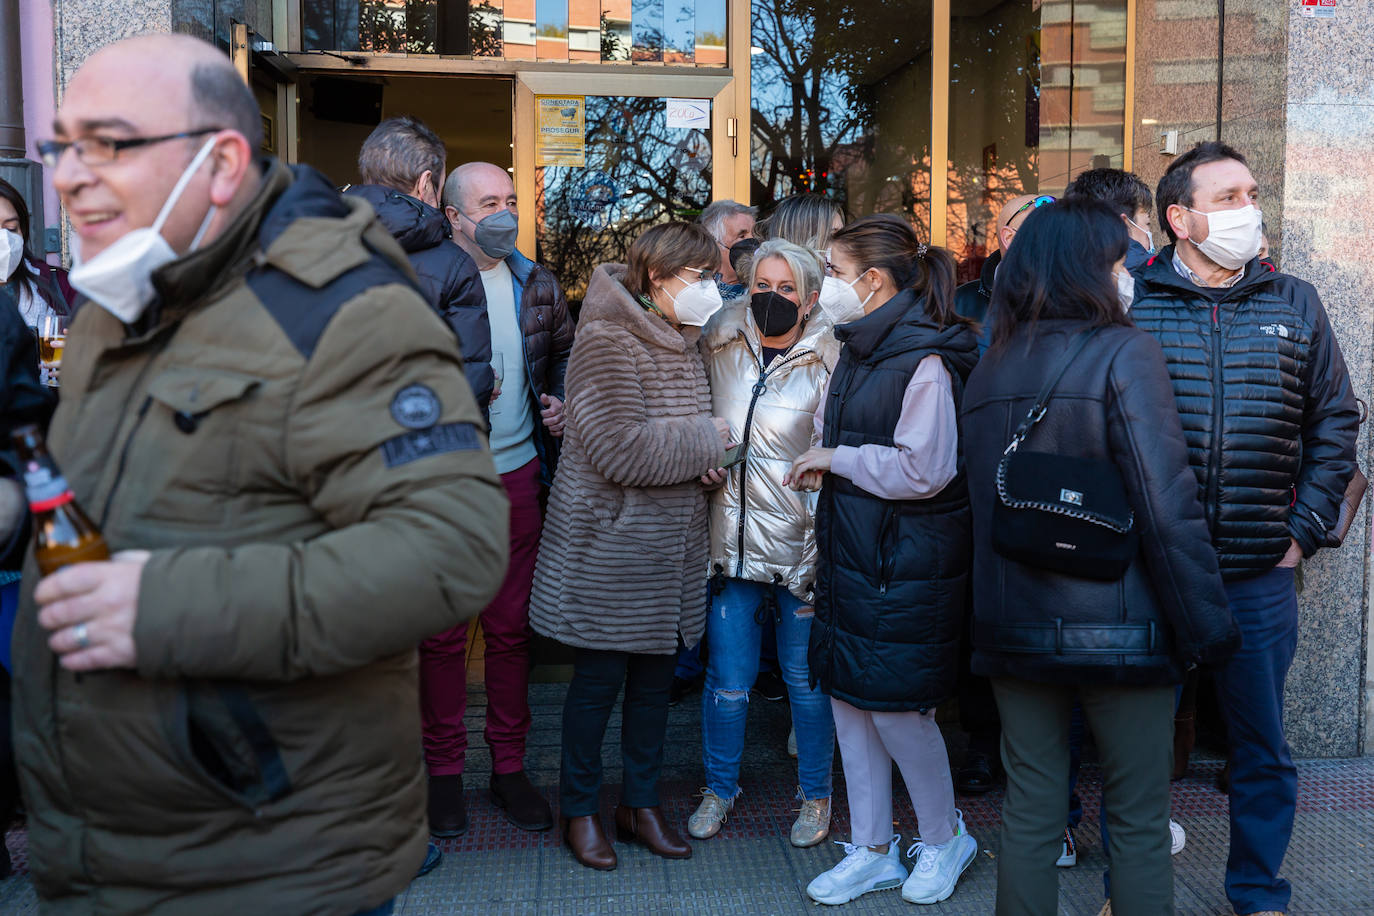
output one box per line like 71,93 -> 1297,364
419,457 -> 541,776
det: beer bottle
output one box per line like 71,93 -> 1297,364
10,425 -> 109,576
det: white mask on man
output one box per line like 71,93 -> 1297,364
1115,270 -> 1135,313
1,229 -> 23,281
69,136 -> 219,323
1184,203 -> 1262,271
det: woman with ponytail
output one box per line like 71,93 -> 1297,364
785,213 -> 981,906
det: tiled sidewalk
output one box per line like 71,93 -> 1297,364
3,681 -> 1372,914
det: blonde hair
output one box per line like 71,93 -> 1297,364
749,238 -> 823,311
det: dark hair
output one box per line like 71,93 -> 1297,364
191,62 -> 264,149
987,197 -> 1132,349
358,116 -> 446,195
1155,141 -> 1248,243
829,213 -> 965,329
623,222 -> 719,300
758,193 -> 846,250
0,178 -> 36,295
1065,168 -> 1152,220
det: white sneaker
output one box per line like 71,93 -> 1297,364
787,726 -> 798,758
806,834 -> 907,905
1056,827 -> 1077,867
1169,819 -> 1185,855
902,810 -> 978,904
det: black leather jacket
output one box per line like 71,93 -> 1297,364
1130,248 -> 1359,577
345,186 -> 494,412
963,321 -> 1240,685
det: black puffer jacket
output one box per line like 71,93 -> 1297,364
953,250 -> 997,325
1130,248 -> 1359,578
504,250 -> 576,482
964,322 -> 1239,685
809,290 -> 979,712
345,185 -> 494,412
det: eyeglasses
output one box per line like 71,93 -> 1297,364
1008,194 -> 1057,222
36,128 -> 222,169
680,267 -> 716,284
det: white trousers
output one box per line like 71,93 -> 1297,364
832,697 -> 958,848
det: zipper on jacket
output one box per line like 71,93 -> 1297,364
733,347 -> 810,577
1206,304 -> 1224,533
98,396 -> 154,530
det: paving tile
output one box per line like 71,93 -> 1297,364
4,680 -> 1374,915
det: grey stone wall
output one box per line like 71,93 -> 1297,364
1133,0 -> 1373,757
1279,0 -> 1373,757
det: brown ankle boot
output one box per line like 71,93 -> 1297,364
614,804 -> 692,859
561,814 -> 617,871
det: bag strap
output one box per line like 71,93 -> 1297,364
1003,327 -> 1102,456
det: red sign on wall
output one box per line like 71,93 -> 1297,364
1300,0 -> 1337,18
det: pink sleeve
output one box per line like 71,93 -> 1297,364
829,355 -> 958,500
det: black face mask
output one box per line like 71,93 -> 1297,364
750,290 -> 801,338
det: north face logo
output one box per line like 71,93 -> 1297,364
1260,323 -> 1290,339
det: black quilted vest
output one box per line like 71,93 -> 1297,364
1130,250 -> 1309,578
809,289 -> 979,711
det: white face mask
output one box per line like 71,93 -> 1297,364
69,137 -> 219,323
1124,216 -> 1154,254
1115,270 -> 1135,313
1,229 -> 23,281
1184,203 -> 1262,271
816,274 -> 867,324
666,271 -> 724,327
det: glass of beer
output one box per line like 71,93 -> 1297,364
39,315 -> 67,387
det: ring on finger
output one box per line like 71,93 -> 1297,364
72,622 -> 91,650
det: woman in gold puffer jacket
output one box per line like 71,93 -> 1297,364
691,238 -> 840,849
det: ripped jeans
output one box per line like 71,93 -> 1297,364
701,577 -> 834,801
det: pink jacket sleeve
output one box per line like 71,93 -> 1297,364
827,354 -> 958,500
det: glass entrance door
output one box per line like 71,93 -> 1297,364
514,71 -> 738,310
532,94 -> 713,309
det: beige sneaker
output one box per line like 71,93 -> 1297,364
790,795 -> 832,848
687,789 -> 733,839
1096,902 -> 1112,916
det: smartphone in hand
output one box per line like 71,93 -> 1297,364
720,443 -> 747,469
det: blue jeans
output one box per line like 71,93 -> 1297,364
700,578 -> 834,799
1215,565 -> 1299,914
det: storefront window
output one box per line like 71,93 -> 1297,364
750,0 -> 934,241
947,0 -> 1127,282
536,96 -> 713,309
302,0 -> 723,65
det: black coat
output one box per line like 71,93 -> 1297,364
1130,248 -> 1359,577
0,288 -> 55,571
809,290 -> 979,712
953,250 -> 997,326
345,186 -> 495,412
963,321 -> 1240,685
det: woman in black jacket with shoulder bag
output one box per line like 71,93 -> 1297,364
962,198 -> 1240,916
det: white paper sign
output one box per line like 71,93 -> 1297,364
666,98 -> 711,129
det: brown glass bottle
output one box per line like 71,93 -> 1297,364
10,425 -> 109,576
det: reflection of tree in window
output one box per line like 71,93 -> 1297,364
537,97 -> 711,312
750,0 -> 934,237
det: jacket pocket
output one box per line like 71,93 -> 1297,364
171,681 -> 293,813
131,368 -> 262,525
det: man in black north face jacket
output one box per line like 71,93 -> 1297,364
1131,141 -> 1359,916
347,117 -> 495,415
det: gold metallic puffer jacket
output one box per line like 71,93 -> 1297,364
702,302 -> 839,601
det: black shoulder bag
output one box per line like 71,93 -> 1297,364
992,328 -> 1139,580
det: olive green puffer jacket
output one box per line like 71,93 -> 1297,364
12,160 -> 509,915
